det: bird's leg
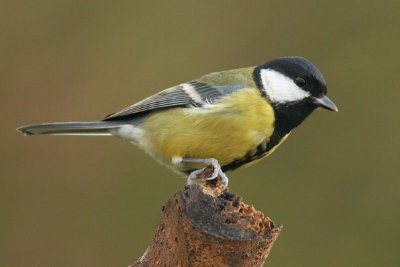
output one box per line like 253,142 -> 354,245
181,157 -> 229,189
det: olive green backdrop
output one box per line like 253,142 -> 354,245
1,1 -> 399,266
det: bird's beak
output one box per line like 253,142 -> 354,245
312,95 -> 338,112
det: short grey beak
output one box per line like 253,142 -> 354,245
312,95 -> 338,112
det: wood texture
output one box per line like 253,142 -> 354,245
131,170 -> 281,267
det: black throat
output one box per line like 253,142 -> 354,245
272,101 -> 316,137
262,102 -> 316,159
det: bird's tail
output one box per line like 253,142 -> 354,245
17,121 -> 121,136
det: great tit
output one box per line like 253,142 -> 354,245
18,56 -> 337,188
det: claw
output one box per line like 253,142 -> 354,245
187,168 -> 205,185
182,157 -> 229,189
218,169 -> 229,189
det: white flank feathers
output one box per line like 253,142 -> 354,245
111,125 -> 144,142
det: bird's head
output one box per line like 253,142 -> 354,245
253,56 -> 337,131
254,56 -> 338,113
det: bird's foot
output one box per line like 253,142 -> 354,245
183,158 -> 229,189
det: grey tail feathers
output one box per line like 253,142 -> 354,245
17,121 -> 121,136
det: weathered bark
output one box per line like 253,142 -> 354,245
130,169 -> 281,267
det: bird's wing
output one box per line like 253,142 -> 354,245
103,81 -> 248,121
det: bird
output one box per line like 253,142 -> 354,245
17,56 -> 338,188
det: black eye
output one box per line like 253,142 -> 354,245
295,77 -> 307,87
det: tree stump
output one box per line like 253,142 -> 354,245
130,169 -> 281,267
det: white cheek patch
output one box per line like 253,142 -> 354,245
260,69 -> 310,103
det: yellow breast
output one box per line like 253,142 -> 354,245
140,88 -> 275,171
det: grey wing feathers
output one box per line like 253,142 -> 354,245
103,82 -> 247,120
193,82 -> 248,102
104,86 -> 189,120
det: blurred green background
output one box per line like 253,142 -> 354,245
1,1 -> 399,266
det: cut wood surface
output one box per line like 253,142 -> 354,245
130,168 -> 281,267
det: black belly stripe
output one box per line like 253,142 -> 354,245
221,129 -> 287,172
182,132 -> 285,175
221,94 -> 317,172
